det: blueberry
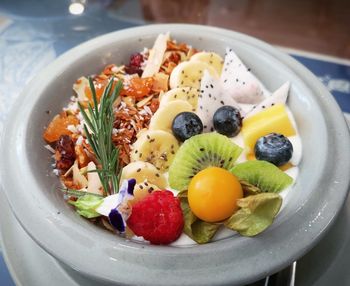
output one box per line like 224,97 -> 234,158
254,133 -> 293,166
213,106 -> 242,137
172,112 -> 203,142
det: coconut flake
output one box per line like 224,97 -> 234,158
67,124 -> 78,133
142,33 -> 170,78
63,101 -> 79,113
143,105 -> 153,115
44,144 -> 55,153
76,135 -> 84,146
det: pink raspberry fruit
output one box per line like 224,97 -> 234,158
127,190 -> 184,245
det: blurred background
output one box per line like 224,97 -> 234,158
0,0 -> 349,56
0,0 -> 349,121
0,1 -> 349,286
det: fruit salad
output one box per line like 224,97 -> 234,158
43,33 -> 302,245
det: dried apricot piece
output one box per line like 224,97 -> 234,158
152,73 -> 169,93
84,78 -> 108,104
43,113 -> 79,143
120,77 -> 154,100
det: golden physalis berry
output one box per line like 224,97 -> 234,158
188,167 -> 243,222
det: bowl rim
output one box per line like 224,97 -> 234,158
1,24 -> 350,286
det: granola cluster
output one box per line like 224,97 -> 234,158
43,39 -> 192,187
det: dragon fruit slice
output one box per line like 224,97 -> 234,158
245,81 -> 290,118
220,48 -> 270,104
196,71 -> 242,132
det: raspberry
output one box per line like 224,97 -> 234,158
125,53 -> 144,76
127,191 -> 184,245
129,53 -> 143,68
124,65 -> 143,76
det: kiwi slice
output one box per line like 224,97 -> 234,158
168,133 -> 243,191
230,160 -> 293,193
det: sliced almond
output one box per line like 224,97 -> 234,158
72,160 -> 88,188
136,94 -> 154,108
63,164 -> 74,177
87,161 -> 103,196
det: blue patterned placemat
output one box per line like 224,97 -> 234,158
292,54 -> 350,113
0,255 -> 15,286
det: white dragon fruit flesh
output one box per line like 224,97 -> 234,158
196,70 -> 242,132
245,81 -> 290,118
220,48 -> 270,104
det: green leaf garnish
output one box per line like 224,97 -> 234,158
231,160 -> 293,193
68,194 -> 103,218
180,198 -> 220,244
224,193 -> 282,236
177,191 -> 188,198
78,77 -> 122,195
240,180 -> 262,197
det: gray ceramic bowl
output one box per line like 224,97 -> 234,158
1,24 -> 350,286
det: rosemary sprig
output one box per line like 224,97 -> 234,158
78,77 -> 122,196
60,188 -> 104,198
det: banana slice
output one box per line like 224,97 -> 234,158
129,180 -> 160,205
190,52 -> 224,75
121,161 -> 167,188
130,130 -> 179,172
159,87 -> 199,109
169,60 -> 219,89
149,100 -> 193,133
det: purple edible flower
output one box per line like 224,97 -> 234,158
108,178 -> 136,233
115,179 -> 134,205
108,209 -> 126,233
127,178 -> 136,195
